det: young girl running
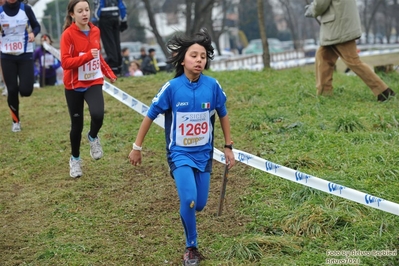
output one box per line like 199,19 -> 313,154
61,0 -> 117,178
129,29 -> 235,265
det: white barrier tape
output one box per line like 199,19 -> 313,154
211,48 -> 399,71
102,82 -> 165,128
44,44 -> 399,216
359,48 -> 399,57
43,42 -> 60,59
213,149 -> 399,216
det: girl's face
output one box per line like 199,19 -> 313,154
130,62 -> 138,71
70,1 -> 90,29
182,43 -> 207,77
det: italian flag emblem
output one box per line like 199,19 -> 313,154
201,102 -> 210,109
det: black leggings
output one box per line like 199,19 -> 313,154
65,85 -> 104,158
2,58 -> 35,122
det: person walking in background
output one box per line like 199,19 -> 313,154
137,47 -> 147,65
128,28 -> 235,265
128,60 -> 143,77
0,0 -> 41,132
120,47 -> 130,77
61,0 -> 117,178
141,48 -> 158,75
92,0 -> 127,75
33,34 -> 61,87
304,0 -> 395,102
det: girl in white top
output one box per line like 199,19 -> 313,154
129,60 -> 143,77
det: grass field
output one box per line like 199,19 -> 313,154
1,64 -> 399,265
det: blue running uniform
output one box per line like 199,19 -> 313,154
147,73 -> 228,248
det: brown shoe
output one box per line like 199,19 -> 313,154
377,88 -> 395,102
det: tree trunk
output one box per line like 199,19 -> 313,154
362,0 -> 383,44
142,0 -> 168,56
257,0 -> 270,68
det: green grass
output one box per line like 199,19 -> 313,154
1,67 -> 399,265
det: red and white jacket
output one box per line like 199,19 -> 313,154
60,22 -> 116,90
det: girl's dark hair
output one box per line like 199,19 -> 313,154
166,28 -> 214,78
63,0 -> 90,31
41,34 -> 53,45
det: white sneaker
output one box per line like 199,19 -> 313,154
88,133 -> 103,160
12,122 -> 21,132
69,157 -> 82,178
2,87 -> 7,96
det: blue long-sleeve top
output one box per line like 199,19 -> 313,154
147,73 -> 228,173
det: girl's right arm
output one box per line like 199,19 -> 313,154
60,32 -> 93,70
128,116 -> 154,166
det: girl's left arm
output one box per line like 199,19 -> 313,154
219,114 -> 235,169
26,6 -> 41,37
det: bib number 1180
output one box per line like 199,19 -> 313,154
5,42 -> 23,51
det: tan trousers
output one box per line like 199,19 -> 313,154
315,40 -> 388,96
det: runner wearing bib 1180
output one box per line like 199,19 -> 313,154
0,0 -> 41,132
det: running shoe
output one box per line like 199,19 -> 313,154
69,157 -> 82,178
87,132 -> 103,160
11,122 -> 21,132
183,247 -> 205,266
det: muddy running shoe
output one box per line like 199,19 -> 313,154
87,132 -> 103,160
69,157 -> 82,178
11,122 -> 21,132
183,247 -> 205,266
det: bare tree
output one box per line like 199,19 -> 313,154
257,0 -> 270,68
142,0 -> 170,56
379,1 -> 393,43
359,0 -> 384,44
186,0 -> 215,35
278,0 -> 300,49
141,0 -> 235,57
185,0 -> 233,56
394,0 -> 399,42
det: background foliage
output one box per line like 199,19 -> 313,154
1,66 -> 399,265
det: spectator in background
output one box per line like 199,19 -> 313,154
137,47 -> 147,65
304,0 -> 395,101
0,0 -> 6,96
92,0 -> 127,75
33,34 -> 61,87
121,47 -> 130,77
0,0 -> 41,132
128,60 -> 143,77
141,48 -> 158,75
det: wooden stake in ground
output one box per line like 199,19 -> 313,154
217,163 -> 229,216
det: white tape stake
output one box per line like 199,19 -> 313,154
44,43 -> 399,216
